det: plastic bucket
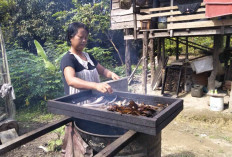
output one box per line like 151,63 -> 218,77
210,96 -> 224,111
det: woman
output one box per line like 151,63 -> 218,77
60,22 -> 120,156
61,22 -> 119,95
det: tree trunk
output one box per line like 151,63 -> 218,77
208,35 -> 224,90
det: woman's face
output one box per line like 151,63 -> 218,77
70,28 -> 88,52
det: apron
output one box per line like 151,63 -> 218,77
69,52 -> 100,95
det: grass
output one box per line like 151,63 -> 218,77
16,104 -> 58,123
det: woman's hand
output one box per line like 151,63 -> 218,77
111,72 -> 120,80
95,83 -> 113,94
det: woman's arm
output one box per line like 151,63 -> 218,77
64,66 -> 113,93
96,63 -> 120,80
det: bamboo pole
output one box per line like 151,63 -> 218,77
0,27 -> 16,119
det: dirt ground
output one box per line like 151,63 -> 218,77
1,76 -> 232,157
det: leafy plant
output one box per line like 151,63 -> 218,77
85,47 -> 114,68
34,40 -> 56,71
8,48 -> 63,109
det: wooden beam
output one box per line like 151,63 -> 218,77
0,117 -> 72,155
179,38 -> 213,50
111,21 -> 134,30
168,19 -> 232,30
94,130 -> 138,157
124,27 -> 232,40
111,8 -> 133,16
137,8 -> 205,21
140,3 -> 205,13
142,32 -> 148,94
168,38 -> 208,52
111,14 -> 133,23
167,13 -> 207,22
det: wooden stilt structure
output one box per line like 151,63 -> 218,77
142,32 -> 148,94
148,38 -> 155,88
125,29 -> 131,76
208,35 -> 224,90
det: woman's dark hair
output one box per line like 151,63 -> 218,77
66,22 -> 89,46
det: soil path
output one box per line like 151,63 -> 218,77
1,76 -> 232,157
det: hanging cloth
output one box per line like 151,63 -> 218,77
176,0 -> 202,14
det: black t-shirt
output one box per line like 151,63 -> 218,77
60,51 -> 98,95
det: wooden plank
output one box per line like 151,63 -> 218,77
168,19 -> 232,30
141,5 -> 179,13
111,8 -> 133,16
0,117 -> 72,155
140,3 -> 205,13
124,27 -> 232,40
94,130 -> 138,157
49,107 -> 158,135
167,13 -> 207,22
111,14 -> 133,23
137,8 -> 205,21
111,20 -> 141,30
112,0 -> 119,3
156,106 -> 183,133
112,2 -> 119,10
111,21 -> 134,30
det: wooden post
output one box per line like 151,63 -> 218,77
208,35 -> 224,90
148,39 -> 155,88
0,27 -> 16,119
176,37 -> 179,60
142,32 -> 148,94
185,37 -> 189,60
170,0 -> 174,37
161,38 -> 165,68
229,82 -> 232,113
161,38 -> 166,90
125,29 -> 131,76
132,0 -> 137,39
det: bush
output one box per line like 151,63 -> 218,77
7,49 -> 63,109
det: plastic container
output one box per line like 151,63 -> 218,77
191,85 -> 203,97
210,96 -> 224,111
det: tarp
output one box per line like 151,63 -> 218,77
204,0 -> 232,18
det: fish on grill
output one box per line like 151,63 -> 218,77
107,100 -> 168,117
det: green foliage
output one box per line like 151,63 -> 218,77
85,47 -> 114,68
2,0 -> 75,50
54,0 -> 111,47
16,104 -> 57,123
7,49 -> 63,108
34,40 -> 56,71
48,126 -> 65,151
